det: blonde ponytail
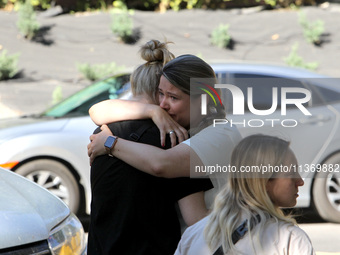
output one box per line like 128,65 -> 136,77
131,39 -> 175,102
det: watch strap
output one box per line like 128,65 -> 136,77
105,136 -> 118,156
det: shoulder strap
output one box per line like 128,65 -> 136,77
129,123 -> 152,142
231,219 -> 249,244
212,215 -> 261,255
213,246 -> 224,255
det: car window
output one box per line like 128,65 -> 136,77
315,86 -> 340,103
43,74 -> 131,117
223,73 -> 322,113
215,71 -> 229,83
307,78 -> 340,105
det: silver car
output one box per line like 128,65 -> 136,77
0,73 -> 131,217
0,64 -> 339,223
0,167 -> 86,254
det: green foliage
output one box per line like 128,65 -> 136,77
168,0 -> 181,11
52,85 -> 63,105
110,1 -> 134,43
30,0 -> 50,9
261,0 -> 277,7
113,0 -> 317,11
76,62 -> 125,81
16,0 -> 40,40
298,11 -> 324,45
0,0 -> 17,9
159,0 -> 207,11
1,0 -> 323,11
1,0 -> 111,11
0,0 -> 7,8
284,43 -> 318,70
210,24 -> 231,49
1,0 -> 51,10
112,0 -> 128,9
256,0 -> 317,8
73,0 -> 111,12
1,0 -> 322,12
0,50 -> 20,81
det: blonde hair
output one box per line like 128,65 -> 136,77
130,39 -> 175,103
204,134 -> 297,254
161,54 -> 226,135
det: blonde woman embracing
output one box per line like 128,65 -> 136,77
174,134 -> 315,255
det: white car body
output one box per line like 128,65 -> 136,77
0,167 -> 86,254
0,117 -> 96,214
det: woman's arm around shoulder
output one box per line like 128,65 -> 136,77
111,137 -> 203,178
88,125 -> 203,178
89,99 -> 153,125
89,99 -> 188,146
178,191 -> 209,226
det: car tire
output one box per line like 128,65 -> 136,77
312,153 -> 340,223
15,159 -> 80,214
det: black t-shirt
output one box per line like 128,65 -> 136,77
87,119 -> 213,255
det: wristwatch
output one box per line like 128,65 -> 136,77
104,136 -> 118,156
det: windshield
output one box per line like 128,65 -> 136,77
43,74 -> 131,118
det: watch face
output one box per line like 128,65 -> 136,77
105,136 -> 116,148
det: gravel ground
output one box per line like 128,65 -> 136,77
1,3 -> 340,118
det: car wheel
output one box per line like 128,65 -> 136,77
15,159 -> 80,213
312,153 -> 340,223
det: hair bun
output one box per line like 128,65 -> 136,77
139,39 -> 174,65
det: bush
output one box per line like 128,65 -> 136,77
115,0 -> 320,11
52,85 -> 63,105
0,0 -> 324,12
210,24 -> 232,49
258,0 -> 317,8
16,0 -> 40,40
31,0 -> 51,9
0,50 -> 20,81
284,43 -> 318,70
76,62 -> 125,81
111,12 -> 133,42
298,11 -> 324,45
110,1 -> 134,43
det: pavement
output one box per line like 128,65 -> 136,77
1,3 -> 340,117
1,4 -> 340,253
